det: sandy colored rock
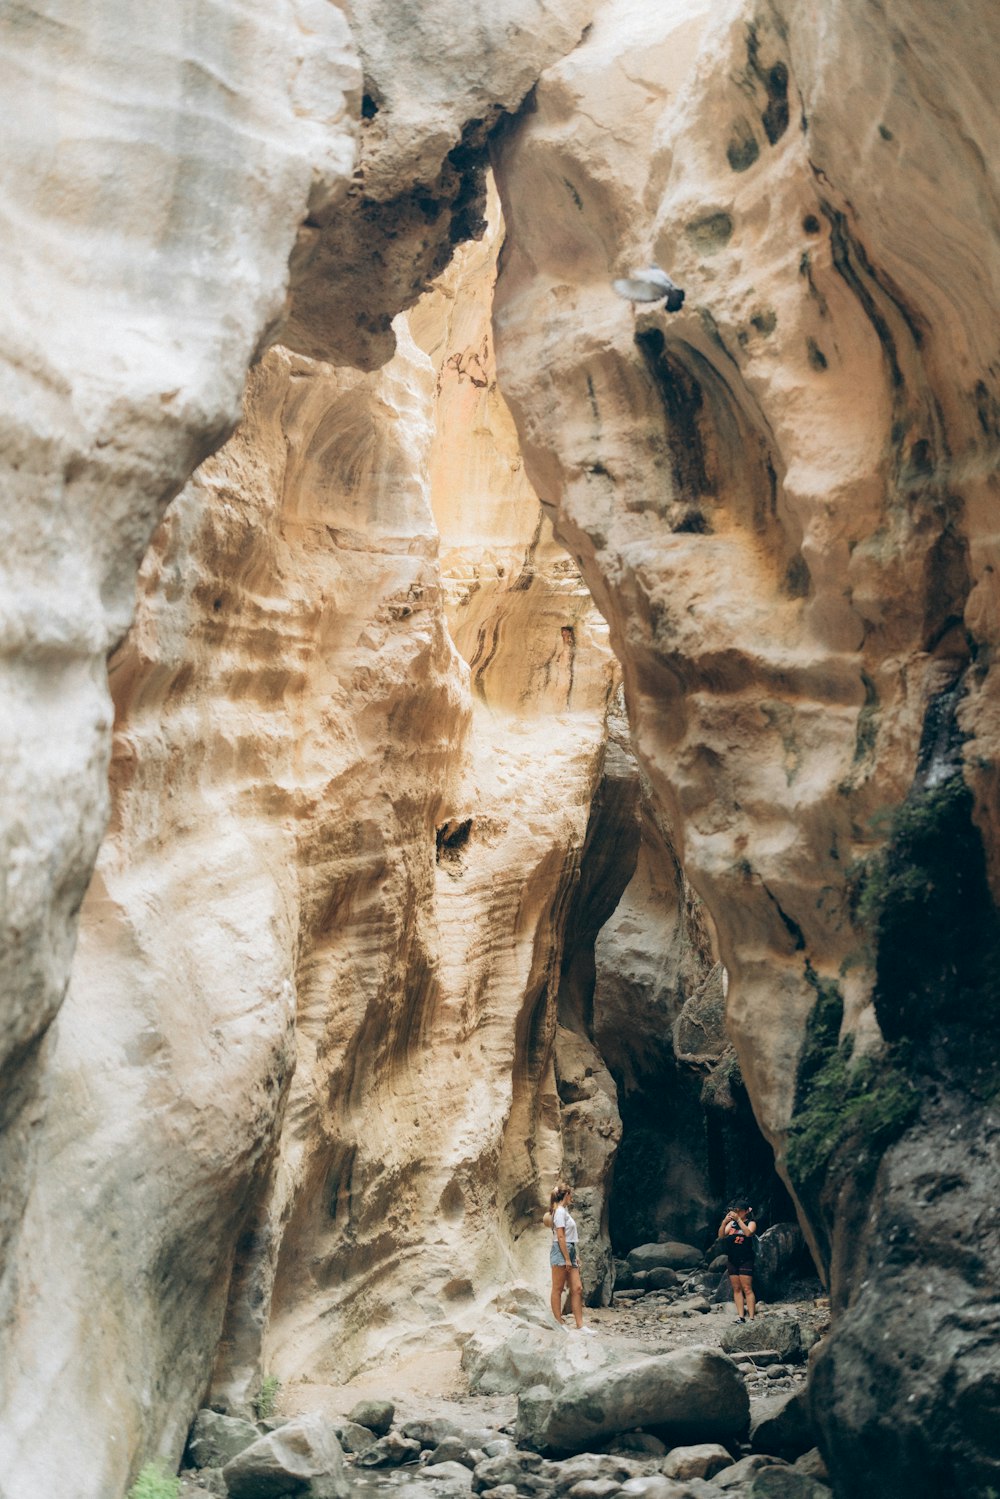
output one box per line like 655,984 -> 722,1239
662,1446 -> 733,1483
491,0 -> 1000,1488
465,1321 -> 611,1396
0,160 -> 618,1495
222,1413 -> 349,1498
281,0 -> 595,368
543,1348 -> 749,1454
0,0 -> 360,1397
186,1411 -> 260,1470
347,1400 -> 395,1437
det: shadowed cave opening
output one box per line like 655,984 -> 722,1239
549,701 -> 801,1303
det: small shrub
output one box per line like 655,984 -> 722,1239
256,1373 -> 281,1421
128,1464 -> 180,1499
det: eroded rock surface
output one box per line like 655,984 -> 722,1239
491,0 -> 1000,1489
0,0 -> 361,1358
2,1 -> 998,1496
0,185 -> 624,1492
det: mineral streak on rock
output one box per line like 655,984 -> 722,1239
0,189 -> 621,1490
1,0 -> 998,1495
491,0 -> 1000,1489
0,0 -> 362,1415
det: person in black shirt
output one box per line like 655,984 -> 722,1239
719,1200 -> 757,1321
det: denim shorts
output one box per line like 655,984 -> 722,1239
550,1241 -> 579,1269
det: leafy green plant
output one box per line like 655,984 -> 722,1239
127,1464 -> 180,1499
255,1373 -> 281,1421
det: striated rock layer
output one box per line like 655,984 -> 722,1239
0,197 -> 625,1492
0,0 -> 362,1352
0,5 -> 612,1493
491,0 -> 1000,1491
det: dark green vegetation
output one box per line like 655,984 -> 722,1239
786,971 -> 918,1209
860,774 -> 1000,1053
790,692 -> 1000,1268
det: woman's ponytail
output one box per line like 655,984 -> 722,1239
543,1181 -> 571,1228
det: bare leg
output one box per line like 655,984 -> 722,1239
730,1274 -> 745,1317
740,1274 -> 756,1319
550,1266 -> 568,1324
568,1266 -> 584,1328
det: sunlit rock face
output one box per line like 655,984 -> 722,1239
0,0 -> 361,1393
0,3 -> 608,1491
492,0 -> 1000,1488
0,197 -> 618,1492
280,0 -> 595,368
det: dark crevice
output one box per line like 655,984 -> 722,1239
436,817 -> 473,864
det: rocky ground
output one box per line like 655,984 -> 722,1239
178,1284 -> 832,1497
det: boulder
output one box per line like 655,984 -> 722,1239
333,1421 -> 377,1454
221,1414 -> 349,1498
719,1318 -> 803,1364
403,1419 -> 463,1448
543,1349 -> 749,1455
614,1258 -> 633,1288
186,1410 -> 260,1469
619,1481 -> 681,1499
517,1386 -> 556,1451
662,1445 -> 733,1481
711,1455 -> 788,1489
752,1226 -> 812,1302
347,1398 -> 395,1435
627,1243 -> 703,1274
567,1482 -> 623,1499
633,1268 -> 679,1292
472,1451 -> 543,1493
464,1323 -> 610,1396
620,1478 -> 716,1499
424,1461 -> 476,1491
481,1440 -> 517,1459
659,1296 -> 709,1318
355,1433 -> 422,1468
429,1437 -> 479,1470
549,1454 -> 637,1493
711,1273 -> 732,1306
750,1389 -> 815,1462
746,1469 -> 831,1498
479,1489 -> 519,1499
458,1428 -> 503,1452
792,1450 -> 829,1482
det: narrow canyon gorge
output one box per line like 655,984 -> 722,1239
1,2 -> 998,1498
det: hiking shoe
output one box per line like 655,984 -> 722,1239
738,1315 -> 747,1323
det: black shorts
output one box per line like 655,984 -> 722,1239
728,1262 -> 754,1278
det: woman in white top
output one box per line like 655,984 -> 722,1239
547,1182 -> 586,1331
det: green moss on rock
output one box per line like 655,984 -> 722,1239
786,967 -> 918,1251
858,774 -> 1000,1045
787,1046 -> 918,1194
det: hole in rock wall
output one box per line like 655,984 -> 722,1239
435,816 -> 473,863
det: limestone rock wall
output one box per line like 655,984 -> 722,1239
0,5 -> 613,1493
0,190 -> 621,1491
0,0 -> 361,1354
280,0 -> 594,367
491,0 -> 1000,1490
